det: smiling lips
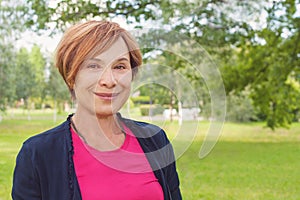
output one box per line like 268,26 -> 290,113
94,92 -> 120,100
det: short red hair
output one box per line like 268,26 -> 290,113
55,20 -> 142,91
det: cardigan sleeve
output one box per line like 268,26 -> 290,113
139,126 -> 182,200
165,145 -> 182,200
12,143 -> 42,200
153,128 -> 182,200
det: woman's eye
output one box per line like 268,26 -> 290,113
114,65 -> 126,70
87,64 -> 101,69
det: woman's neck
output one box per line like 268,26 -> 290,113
71,111 -> 125,151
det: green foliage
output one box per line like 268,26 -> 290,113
12,46 -> 47,110
29,44 -> 47,107
140,104 -> 150,116
0,0 -> 27,38
2,0 -> 300,129
15,48 -> 34,107
46,61 -> 71,112
130,96 -> 150,104
139,104 -> 164,116
0,0 -> 27,110
47,62 -> 70,100
0,43 -> 17,110
222,0 -> 300,129
24,0 -> 165,32
226,91 -> 257,123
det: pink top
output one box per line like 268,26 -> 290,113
71,124 -> 164,200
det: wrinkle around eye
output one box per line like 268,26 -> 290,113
86,63 -> 103,70
114,62 -> 131,70
114,65 -> 126,70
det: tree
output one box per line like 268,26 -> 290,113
29,44 -> 47,108
168,0 -> 300,129
0,43 -> 16,111
47,61 -> 70,105
46,60 -> 71,120
21,0 -> 300,128
15,48 -> 35,110
0,0 -> 27,111
0,0 -> 27,37
222,0 -> 300,129
23,0 -> 168,32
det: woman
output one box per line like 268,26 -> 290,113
12,20 -> 182,200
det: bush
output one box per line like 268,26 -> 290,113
140,105 -> 148,116
226,91 -> 257,122
131,96 -> 150,104
140,104 -> 165,116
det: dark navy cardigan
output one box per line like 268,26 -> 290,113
12,114 -> 182,200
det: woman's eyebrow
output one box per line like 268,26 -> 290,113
88,58 -> 105,63
87,57 -> 130,65
116,57 -> 130,62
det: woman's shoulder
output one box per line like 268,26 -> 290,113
121,117 -> 170,146
126,118 -> 161,130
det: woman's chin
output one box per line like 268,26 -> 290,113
94,107 -> 121,117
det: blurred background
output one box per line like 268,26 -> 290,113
0,0 -> 300,199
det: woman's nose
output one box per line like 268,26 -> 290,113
98,68 -> 117,88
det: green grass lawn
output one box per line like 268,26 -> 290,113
0,110 -> 300,199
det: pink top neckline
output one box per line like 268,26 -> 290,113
71,124 -> 164,200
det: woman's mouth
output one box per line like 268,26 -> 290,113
94,92 -> 119,100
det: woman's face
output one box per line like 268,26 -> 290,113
73,37 -> 132,117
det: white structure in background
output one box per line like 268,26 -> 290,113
178,101 -> 201,125
163,109 -> 177,120
179,107 -> 201,121
163,101 -> 201,124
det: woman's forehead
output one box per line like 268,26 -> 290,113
91,37 -> 130,63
